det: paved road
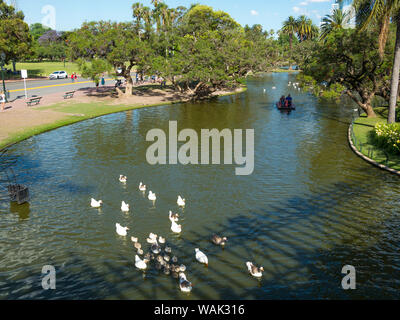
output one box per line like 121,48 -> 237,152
4,73 -> 139,101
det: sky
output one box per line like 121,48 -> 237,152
10,0 -> 340,32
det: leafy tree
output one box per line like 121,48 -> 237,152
0,0 -> 32,70
353,0 -> 400,123
68,21 -> 151,97
78,58 -> 111,87
302,28 -> 394,117
30,23 -> 51,40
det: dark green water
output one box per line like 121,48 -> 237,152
1,73 -> 400,300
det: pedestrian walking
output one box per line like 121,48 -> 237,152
101,76 -> 105,86
0,90 -> 6,112
74,73 -> 78,81
71,73 -> 75,82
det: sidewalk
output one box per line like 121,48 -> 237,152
2,89 -> 87,112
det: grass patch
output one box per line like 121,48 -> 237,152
351,107 -> 400,171
4,61 -> 82,79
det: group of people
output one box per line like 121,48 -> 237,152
71,73 -> 78,82
279,94 -> 293,108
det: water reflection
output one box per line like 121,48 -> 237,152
1,73 -> 400,299
10,202 -> 30,221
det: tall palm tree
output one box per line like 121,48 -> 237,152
296,15 -> 315,41
282,16 -> 298,70
142,6 -> 153,38
132,2 -> 144,36
320,8 -> 351,41
354,0 -> 400,123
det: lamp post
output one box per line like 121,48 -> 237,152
0,52 -> 8,103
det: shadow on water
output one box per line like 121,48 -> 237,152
1,175 -> 398,300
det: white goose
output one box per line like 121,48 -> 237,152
179,273 -> 193,293
91,198 -> 103,208
177,196 -> 186,207
121,201 -> 130,212
246,261 -> 264,278
115,223 -> 129,237
139,182 -> 146,192
171,220 -> 182,234
119,175 -> 127,183
135,255 -> 148,270
148,191 -> 157,201
169,211 -> 179,222
195,248 -> 208,266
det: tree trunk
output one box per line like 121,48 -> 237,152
378,13 -> 390,59
125,76 -> 133,97
388,18 -> 400,124
12,60 -> 16,73
346,90 -> 377,118
289,34 -> 293,70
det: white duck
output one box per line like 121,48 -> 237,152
169,211 -> 179,222
195,248 -> 208,266
179,273 -> 193,293
158,236 -> 166,244
139,182 -> 146,192
91,198 -> 103,208
149,233 -> 157,240
116,223 -> 129,237
119,175 -> 127,183
272,86 -> 276,90
246,262 -> 264,278
148,191 -> 157,201
121,201 -> 130,212
131,236 -> 138,243
171,220 -> 182,234
135,255 -> 148,270
177,196 -> 186,207
147,233 -> 158,244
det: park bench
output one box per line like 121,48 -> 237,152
63,91 -> 76,99
26,97 -> 42,107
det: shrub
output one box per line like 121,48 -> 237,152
372,123 -> 400,154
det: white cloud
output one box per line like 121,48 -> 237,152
250,10 -> 259,16
293,6 -> 301,13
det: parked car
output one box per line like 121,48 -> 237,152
49,71 -> 68,80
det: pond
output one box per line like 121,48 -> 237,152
1,73 -> 399,299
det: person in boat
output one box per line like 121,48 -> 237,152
285,94 -> 293,108
279,96 -> 286,107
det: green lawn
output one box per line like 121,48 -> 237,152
0,100 -> 179,150
352,107 -> 400,171
4,61 -> 82,79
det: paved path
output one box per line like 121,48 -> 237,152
5,72 -> 138,101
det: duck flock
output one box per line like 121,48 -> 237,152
288,81 -> 301,91
90,174 -> 264,294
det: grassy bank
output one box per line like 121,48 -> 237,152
271,68 -> 301,73
351,107 -> 400,171
0,86 -> 247,151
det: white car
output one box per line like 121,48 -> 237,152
49,71 -> 68,80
